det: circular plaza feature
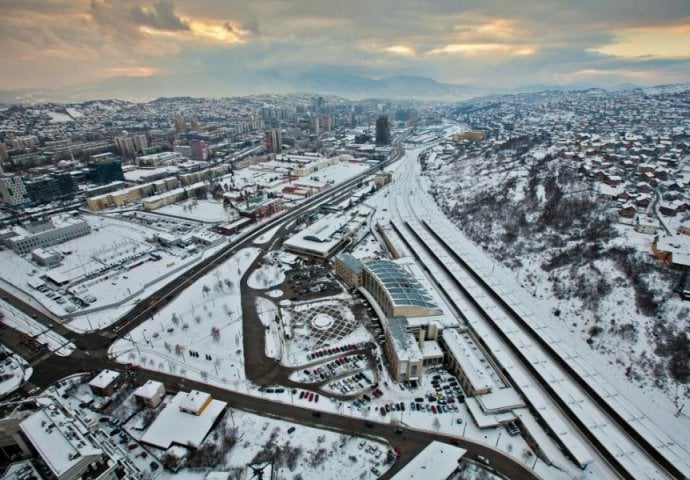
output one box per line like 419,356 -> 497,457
312,313 -> 335,330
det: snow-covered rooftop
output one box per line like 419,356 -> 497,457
179,390 -> 212,414
141,391 -> 227,449
134,380 -> 164,400
20,407 -> 103,478
441,328 -> 495,393
88,369 -> 121,389
390,440 -> 466,480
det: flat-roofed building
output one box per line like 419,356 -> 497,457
284,214 -> 364,259
0,173 -> 29,207
390,441 -> 466,480
31,248 -> 63,267
0,215 -> 91,254
179,390 -> 213,416
333,253 -> 363,287
88,370 -> 122,397
142,391 -> 227,449
134,380 -> 166,408
384,317 -> 424,382
441,328 -> 493,396
20,408 -> 107,480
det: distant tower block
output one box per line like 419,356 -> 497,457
376,115 -> 391,146
264,128 -> 282,154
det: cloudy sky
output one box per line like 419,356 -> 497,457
1,0 -> 690,95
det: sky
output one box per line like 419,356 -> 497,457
1,0 -> 690,97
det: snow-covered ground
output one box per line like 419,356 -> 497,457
253,224 -> 282,245
429,140 -> 690,433
376,126 -> 690,477
110,248 -> 260,386
0,344 -> 32,398
0,213 -> 228,331
154,199 -> 237,223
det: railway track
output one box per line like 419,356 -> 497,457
382,143 -> 688,479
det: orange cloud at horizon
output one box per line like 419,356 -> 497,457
593,23 -> 690,58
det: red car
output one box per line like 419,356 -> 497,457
307,392 -> 314,402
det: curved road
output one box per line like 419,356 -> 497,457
0,130 -> 541,480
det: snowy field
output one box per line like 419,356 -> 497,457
110,248 -> 261,386
154,199 -> 237,223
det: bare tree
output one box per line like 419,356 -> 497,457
171,313 -> 180,326
174,344 -> 184,357
211,326 -> 221,342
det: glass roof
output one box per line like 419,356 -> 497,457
364,260 -> 438,310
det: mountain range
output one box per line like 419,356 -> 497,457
0,70 -> 686,105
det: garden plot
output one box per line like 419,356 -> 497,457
110,248 -> 261,388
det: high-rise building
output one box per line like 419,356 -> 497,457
24,174 -> 77,206
375,116 -> 391,146
0,142 -> 8,164
190,138 -> 208,161
264,128 -> 282,154
174,117 -> 186,134
0,173 -> 29,207
132,134 -> 148,153
87,156 -> 125,184
115,136 -> 136,159
311,96 -> 324,113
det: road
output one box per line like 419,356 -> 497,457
0,130 -> 541,480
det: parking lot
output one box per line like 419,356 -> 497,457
283,263 -> 343,300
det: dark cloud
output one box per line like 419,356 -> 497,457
1,0 -> 689,92
129,0 -> 189,31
